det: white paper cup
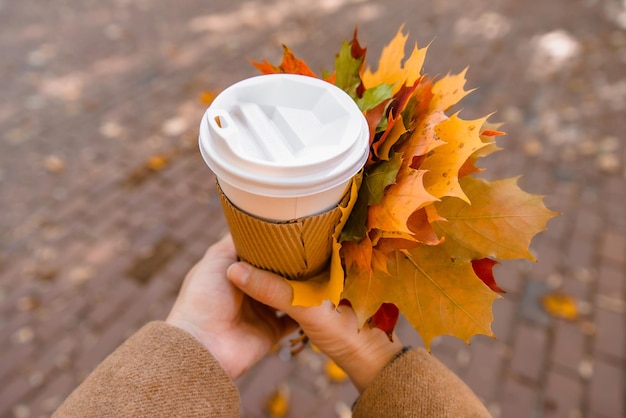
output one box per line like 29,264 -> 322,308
198,74 -> 369,221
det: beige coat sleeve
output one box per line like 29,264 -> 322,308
53,321 -> 240,418
55,322 -> 489,417
353,347 -> 491,417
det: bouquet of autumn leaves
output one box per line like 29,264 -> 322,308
252,27 -> 557,350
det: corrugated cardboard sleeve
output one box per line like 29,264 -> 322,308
218,183 -> 348,281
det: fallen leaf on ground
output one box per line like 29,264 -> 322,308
541,292 -> 579,320
198,90 -> 218,105
44,155 -> 66,173
265,384 -> 290,418
147,154 -> 169,171
325,359 -> 348,382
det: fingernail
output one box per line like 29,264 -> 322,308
227,262 -> 251,285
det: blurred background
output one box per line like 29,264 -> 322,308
0,0 -> 624,417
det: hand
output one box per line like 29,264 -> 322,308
166,235 -> 298,381
227,262 -> 404,393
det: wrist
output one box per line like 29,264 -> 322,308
338,332 -> 404,393
166,317 -> 239,380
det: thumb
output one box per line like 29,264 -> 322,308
227,262 -> 293,312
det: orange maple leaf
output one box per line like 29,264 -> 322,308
372,111 -> 407,161
252,45 -> 336,82
362,25 -> 428,94
367,167 -> 438,235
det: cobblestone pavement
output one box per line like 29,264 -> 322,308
1,0 -> 625,417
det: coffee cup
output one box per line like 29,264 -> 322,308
198,74 -> 368,279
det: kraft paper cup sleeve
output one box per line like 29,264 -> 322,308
217,182 -> 350,281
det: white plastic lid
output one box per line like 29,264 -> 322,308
198,74 -> 369,198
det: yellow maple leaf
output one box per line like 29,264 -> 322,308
393,247 -> 500,348
459,121 -> 503,178
435,176 -> 560,260
397,110 -> 447,161
429,68 -> 475,112
341,262 -> 378,326
342,243 -> 500,349
362,26 -> 428,95
420,114 -> 491,202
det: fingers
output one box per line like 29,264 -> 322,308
205,233 -> 236,259
255,302 -> 299,339
227,262 -> 293,312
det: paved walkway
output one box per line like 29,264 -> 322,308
1,0 -> 624,417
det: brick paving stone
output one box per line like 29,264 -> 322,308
510,322 -> 548,383
290,349 -> 326,389
498,262 -> 527,296
81,249 -> 135,295
394,315 -> 425,349
588,359 -> 625,418
35,292 -> 89,343
27,372 -> 76,417
559,273 -> 590,302
604,199 -> 626,231
317,381 -> 360,417
491,296 -> 517,342
499,377 -> 539,418
160,253 -> 197,285
29,335 -> 77,378
597,263 -> 625,298
84,235 -> 124,266
519,279 -> 553,326
551,319 -> 586,374
601,230 -> 626,266
593,308 -> 625,363
0,280 -> 37,315
238,354 -> 295,417
0,343 -> 36,384
117,276 -> 179,329
541,211 -> 570,245
87,277 -> 142,329
529,239 -> 563,281
1,0 -> 625,416
572,208 -> 603,239
602,176 -> 626,200
0,372 -> 36,418
565,235 -> 598,273
464,338 -> 505,401
429,340 -> 468,378
543,369 -> 583,418
0,310 -> 34,348
284,382 -> 320,417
